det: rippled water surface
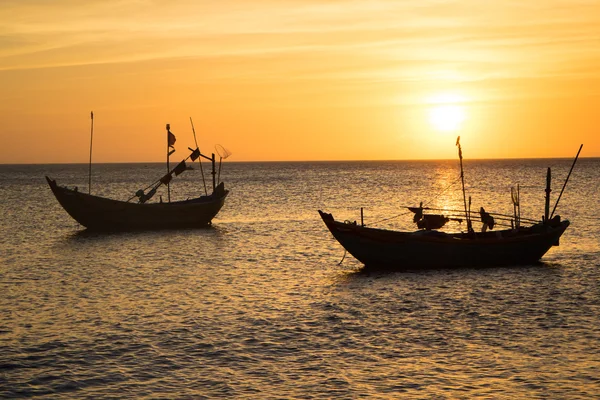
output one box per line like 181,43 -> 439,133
1,159 -> 599,398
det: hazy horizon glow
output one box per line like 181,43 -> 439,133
1,0 -> 599,163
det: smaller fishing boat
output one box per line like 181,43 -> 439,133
47,115 -> 229,231
319,139 -> 582,270
47,177 -> 227,231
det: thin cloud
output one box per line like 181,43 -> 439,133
1,0 -> 599,96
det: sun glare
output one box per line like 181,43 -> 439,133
427,93 -> 466,133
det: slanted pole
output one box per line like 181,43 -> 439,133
456,136 -> 472,232
550,144 -> 583,219
211,153 -> 216,191
544,167 -> 551,222
88,111 -> 94,194
217,156 -> 223,185
189,117 -> 208,196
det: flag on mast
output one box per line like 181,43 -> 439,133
167,126 -> 176,148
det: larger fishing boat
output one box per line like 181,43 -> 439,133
47,116 -> 229,231
319,138 -> 582,269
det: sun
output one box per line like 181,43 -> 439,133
427,93 -> 466,132
429,104 -> 465,132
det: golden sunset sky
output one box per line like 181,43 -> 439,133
1,0 -> 598,163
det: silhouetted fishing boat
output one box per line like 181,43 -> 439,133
46,176 -> 227,231
319,211 -> 569,269
47,116 -> 229,231
319,139 -> 582,269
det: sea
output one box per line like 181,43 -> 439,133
1,158 -> 599,399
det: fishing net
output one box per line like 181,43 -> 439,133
215,144 -> 232,160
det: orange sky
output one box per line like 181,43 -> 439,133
1,0 -> 599,163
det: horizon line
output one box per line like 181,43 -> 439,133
1,155 -> 596,166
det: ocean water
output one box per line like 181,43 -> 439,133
1,159 -> 599,398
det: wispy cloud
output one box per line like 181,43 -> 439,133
2,0 -> 598,68
1,0 -> 599,106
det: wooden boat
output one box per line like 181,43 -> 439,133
47,177 -> 227,231
319,210 -> 569,269
47,119 -> 229,231
319,139 -> 582,270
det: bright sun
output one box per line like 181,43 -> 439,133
428,93 -> 466,132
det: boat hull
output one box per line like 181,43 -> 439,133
319,210 -> 569,269
47,177 -> 228,231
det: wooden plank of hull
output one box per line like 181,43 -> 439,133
47,177 -> 228,231
318,210 -> 569,269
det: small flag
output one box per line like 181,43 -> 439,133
160,173 -> 172,185
168,130 -> 176,148
174,160 -> 187,176
190,148 -> 200,161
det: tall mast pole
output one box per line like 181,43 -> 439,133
88,111 -> 94,194
517,184 -> 521,228
166,124 -> 171,203
544,168 -> 551,222
456,136 -> 472,233
211,153 -> 216,191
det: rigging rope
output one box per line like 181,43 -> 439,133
364,174 -> 462,226
126,149 -> 197,203
367,210 -> 413,226
423,174 -> 462,207
337,250 -> 347,265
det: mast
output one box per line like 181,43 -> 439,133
88,111 -> 94,194
456,136 -> 472,232
211,153 -> 216,191
544,168 -> 551,222
517,184 -> 521,228
166,124 -> 171,202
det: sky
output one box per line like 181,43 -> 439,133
1,0 -> 599,163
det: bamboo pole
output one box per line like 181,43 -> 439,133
517,184 -> 521,228
403,205 -> 539,223
544,168 -> 551,222
166,124 -> 171,203
189,117 -> 208,195
217,156 -> 223,185
211,153 -> 216,191
88,111 -> 94,194
550,144 -> 583,219
456,137 -> 472,232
